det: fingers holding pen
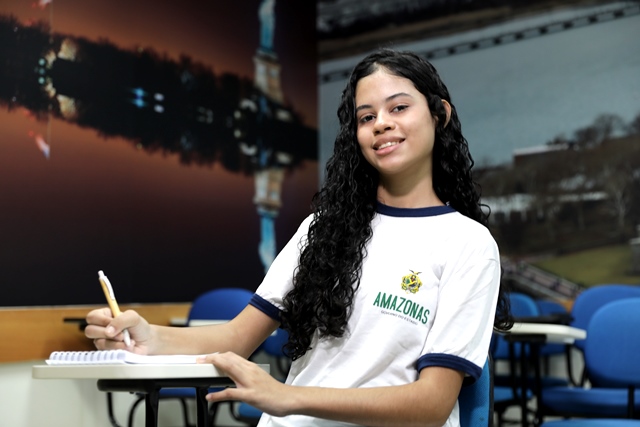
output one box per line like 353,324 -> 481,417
85,308 -> 146,350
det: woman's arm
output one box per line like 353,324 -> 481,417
201,351 -> 464,427
85,305 -> 278,359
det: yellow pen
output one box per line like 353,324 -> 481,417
98,270 -> 131,346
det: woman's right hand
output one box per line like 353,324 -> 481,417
84,308 -> 152,355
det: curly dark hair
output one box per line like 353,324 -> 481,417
281,48 -> 512,360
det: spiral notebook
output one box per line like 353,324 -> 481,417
46,350 -> 205,365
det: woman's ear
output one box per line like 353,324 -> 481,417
442,99 -> 452,128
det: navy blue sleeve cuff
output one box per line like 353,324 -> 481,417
416,353 -> 483,385
249,294 -> 282,321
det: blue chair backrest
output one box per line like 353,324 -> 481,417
492,292 -> 539,359
537,299 -> 568,316
459,357 -> 492,427
584,297 -> 640,388
537,299 -> 569,355
571,284 -> 640,351
262,327 -> 289,357
188,287 -> 254,321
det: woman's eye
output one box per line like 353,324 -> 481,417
392,105 -> 408,113
359,114 -> 374,124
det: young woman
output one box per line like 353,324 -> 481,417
86,48 -> 512,427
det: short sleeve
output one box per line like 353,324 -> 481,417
417,230 -> 500,381
251,214 -> 314,317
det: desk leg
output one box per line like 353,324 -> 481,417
106,392 -> 123,427
195,387 -> 211,427
518,343 -> 530,427
144,389 -> 160,427
531,343 -> 543,427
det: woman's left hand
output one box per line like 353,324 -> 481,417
198,351 -> 291,418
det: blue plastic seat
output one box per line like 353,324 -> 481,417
565,284 -> 640,387
459,356 -> 493,427
570,285 -> 640,354
540,297 -> 640,426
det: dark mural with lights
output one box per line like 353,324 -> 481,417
0,0 -> 318,306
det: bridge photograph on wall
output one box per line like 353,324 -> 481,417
0,0 -> 318,306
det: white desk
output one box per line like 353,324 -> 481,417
33,363 -> 269,427
32,363 -> 232,380
505,322 -> 586,344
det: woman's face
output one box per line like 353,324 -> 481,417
354,68 -> 438,182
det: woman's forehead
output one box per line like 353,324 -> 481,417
355,70 -> 419,102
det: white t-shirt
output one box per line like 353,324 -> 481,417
249,203 -> 501,427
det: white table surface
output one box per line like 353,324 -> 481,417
32,363 -> 269,380
504,322 -> 586,344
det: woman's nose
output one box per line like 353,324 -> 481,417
373,113 -> 394,134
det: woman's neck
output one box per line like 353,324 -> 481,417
376,177 -> 443,209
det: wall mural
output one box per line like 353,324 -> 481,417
0,0 -> 318,306
319,1 -> 640,298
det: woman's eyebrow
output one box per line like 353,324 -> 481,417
355,92 -> 413,112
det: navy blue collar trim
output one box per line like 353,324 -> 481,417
376,202 -> 455,218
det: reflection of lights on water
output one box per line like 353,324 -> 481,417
276,152 -> 292,164
240,142 -> 258,156
240,99 -> 258,112
196,106 -> 213,123
276,109 -> 292,121
44,81 -> 56,97
129,88 -> 164,113
131,88 -> 147,98
44,50 -> 56,67
58,39 -> 78,61
180,134 -> 194,150
131,98 -> 147,108
57,95 -> 77,119
34,134 -> 50,159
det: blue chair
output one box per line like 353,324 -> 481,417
570,285 -> 640,352
493,292 -> 540,362
536,299 -> 570,354
566,284 -> 640,386
540,297 -> 640,426
459,356 -> 493,427
126,287 -> 256,427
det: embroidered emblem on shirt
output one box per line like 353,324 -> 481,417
401,270 -> 423,294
